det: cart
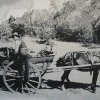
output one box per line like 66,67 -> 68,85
1,49 -> 100,94
3,54 -> 54,94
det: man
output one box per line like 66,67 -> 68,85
12,29 -> 30,81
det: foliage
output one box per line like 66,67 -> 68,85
53,0 -> 100,43
0,0 -> 100,44
0,22 -> 11,40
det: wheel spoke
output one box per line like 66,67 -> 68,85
6,69 -> 18,74
22,82 -> 24,93
26,82 -> 36,90
6,74 -> 16,77
30,73 -> 37,78
7,70 -> 18,73
7,70 -> 16,73
15,88 -> 18,92
25,84 -> 31,93
9,83 -> 15,88
29,79 -> 39,84
6,79 -> 15,82
3,62 -> 41,93
8,67 -> 13,71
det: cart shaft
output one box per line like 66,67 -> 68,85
47,63 -> 100,73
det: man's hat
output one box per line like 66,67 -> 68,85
13,32 -> 19,36
13,29 -> 25,35
9,29 -> 25,38
11,32 -> 19,38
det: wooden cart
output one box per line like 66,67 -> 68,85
3,55 -> 54,94
1,48 -> 100,94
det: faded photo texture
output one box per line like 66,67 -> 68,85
0,0 -> 100,100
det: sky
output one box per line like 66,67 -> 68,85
34,0 -> 50,9
0,0 -> 17,7
0,0 -> 50,23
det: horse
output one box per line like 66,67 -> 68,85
56,51 -> 100,93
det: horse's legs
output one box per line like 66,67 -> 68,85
61,70 -> 71,84
91,68 -> 99,93
59,70 -> 71,90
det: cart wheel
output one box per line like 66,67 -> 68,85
33,62 -> 49,77
3,61 -> 41,94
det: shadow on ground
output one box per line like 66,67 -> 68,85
41,79 -> 100,93
0,75 -> 100,93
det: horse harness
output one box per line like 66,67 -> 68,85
67,51 -> 94,74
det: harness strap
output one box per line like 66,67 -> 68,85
86,52 -> 93,75
71,52 -> 74,66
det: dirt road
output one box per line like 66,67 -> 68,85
0,39 -> 100,100
0,70 -> 100,100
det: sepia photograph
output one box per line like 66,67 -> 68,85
0,0 -> 100,100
